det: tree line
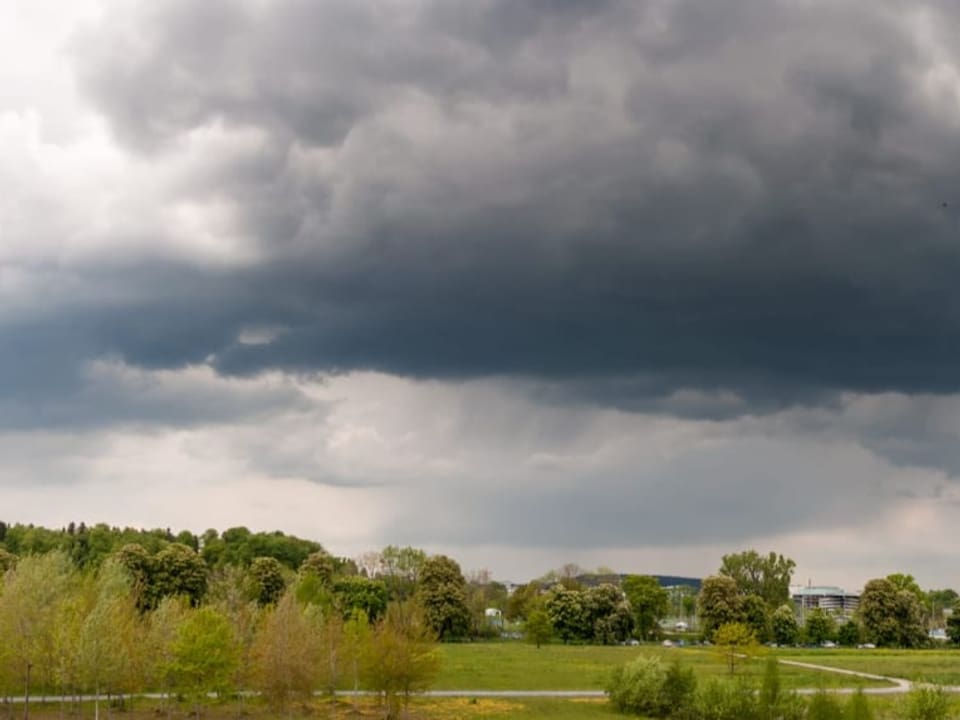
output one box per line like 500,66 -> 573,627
0,533 -> 486,720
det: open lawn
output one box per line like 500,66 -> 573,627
435,642 -> 893,691
780,647 -> 960,685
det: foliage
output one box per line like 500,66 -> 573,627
605,655 -> 668,717
524,605 -> 554,648
901,684 -> 951,720
418,555 -> 471,640
546,587 -> 589,643
807,689 -> 844,720
948,600 -> 960,645
248,556 -> 286,606
859,578 -> 926,648
804,608 -> 837,645
170,606 -> 239,702
837,619 -> 862,647
771,604 -> 799,646
698,576 -> 742,640
712,622 -> 758,674
692,676 -> 759,720
585,583 -> 633,644
365,601 -> 441,720
719,550 -> 795,608
333,575 -> 388,621
741,594 -> 771,643
622,575 -> 669,641
847,687 -> 874,720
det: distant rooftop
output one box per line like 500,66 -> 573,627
792,586 -> 857,597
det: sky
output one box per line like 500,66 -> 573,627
3,0 -> 960,589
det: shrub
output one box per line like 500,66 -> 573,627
606,655 -> 667,716
661,661 -> 697,717
902,685 -> 951,720
692,677 -> 759,720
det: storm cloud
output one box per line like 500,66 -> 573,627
4,0 -> 960,583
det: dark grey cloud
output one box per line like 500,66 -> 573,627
14,0 -> 959,426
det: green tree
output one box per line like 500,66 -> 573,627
585,583 -> 632,644
698,575 -> 742,640
622,575 -> 668,641
333,576 -> 388,621
364,601 -> 440,720
545,587 -> 589,643
741,593 -> 771,642
154,543 -> 208,607
712,622 -> 758,674
524,603 -> 554,648
771,604 -> 799,646
0,549 -> 17,574
170,607 -> 239,713
859,578 -> 926,648
719,550 -> 796,608
804,608 -> 836,645
417,555 -> 470,640
251,591 -> 321,713
837,619 -> 862,647
248,557 -> 286,606
946,600 -> 960,645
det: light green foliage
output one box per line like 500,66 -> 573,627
248,556 -> 286,606
299,550 -> 336,587
170,606 -> 239,701
771,604 -> 799,646
712,622 -> 758,674
605,655 -> 668,717
886,573 -> 926,603
804,608 -> 837,645
622,575 -> 669,641
504,581 -> 543,621
418,555 -> 470,640
901,685 -> 951,720
524,605 -> 554,648
693,676 -> 759,720
719,550 -> 796,608
807,689 -> 844,720
698,576 -> 742,640
365,600 -> 441,720
376,545 -> 427,601
846,687 -> 874,720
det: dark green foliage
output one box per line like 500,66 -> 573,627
698,576 -> 742,640
333,575 -> 388,621
859,578 -> 927,648
661,661 -> 697,717
606,656 -> 697,718
622,575 -> 668,641
117,542 -> 208,610
248,556 -> 286,606
418,555 -> 471,640
546,587 -> 589,643
718,550 -> 795,608
524,606 -> 554,648
585,583 -> 633,645
201,526 -> 323,570
771,604 -> 799,646
741,594 -> 771,642
804,608 -> 836,645
299,550 -> 336,586
837,619 -> 862,647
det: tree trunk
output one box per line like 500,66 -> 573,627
23,662 -> 31,720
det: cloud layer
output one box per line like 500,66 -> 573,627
3,0 -> 960,584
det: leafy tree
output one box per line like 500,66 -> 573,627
417,555 -> 470,640
804,608 -> 836,645
154,543 -> 208,607
299,551 -> 335,587
0,551 -> 73,719
545,587 -> 589,643
585,583 -> 632,644
837,619 -> 862,647
741,593 -> 771,642
887,573 -> 925,602
712,622 -> 758,674
946,600 -> 960,645
698,575 -> 742,640
504,582 -> 542,621
333,576 -> 388,621
524,606 -> 554,648
771,604 -> 799,646
622,575 -> 668,641
376,546 -> 427,600
251,591 -> 321,713
170,607 -> 239,712
719,550 -> 795,608
248,557 -> 286,606
364,601 -> 440,720
859,578 -> 926,648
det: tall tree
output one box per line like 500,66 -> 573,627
622,575 -> 668,641
417,555 -> 470,640
859,578 -> 926,648
698,576 -> 742,640
248,557 -> 286,606
545,587 -> 589,644
770,604 -> 799,646
719,550 -> 795,607
170,607 -> 239,714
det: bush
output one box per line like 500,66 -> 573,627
607,655 -> 667,716
606,655 -> 697,718
692,677 -> 759,720
902,685 -> 951,720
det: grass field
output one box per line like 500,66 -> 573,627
435,642 -> 894,690
780,647 -> 960,684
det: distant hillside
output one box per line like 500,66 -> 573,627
575,573 -> 702,590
